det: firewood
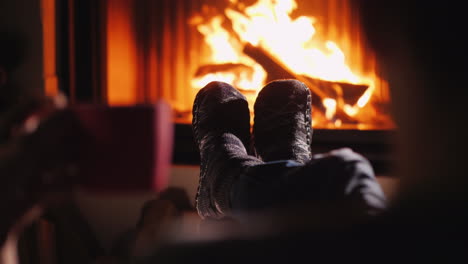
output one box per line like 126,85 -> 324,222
243,43 -> 369,105
243,43 -> 367,123
243,43 -> 329,99
194,63 -> 253,78
300,76 -> 369,106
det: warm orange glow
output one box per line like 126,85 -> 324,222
191,0 -> 394,129
193,73 -> 236,88
41,0 -> 58,97
101,0 -> 393,129
106,0 -> 138,105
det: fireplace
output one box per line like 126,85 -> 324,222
101,0 -> 394,129
62,0 -> 396,174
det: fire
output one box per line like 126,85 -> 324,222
191,15 -> 266,91
323,98 -> 337,120
191,0 -> 393,129
197,16 -> 238,63
226,1 -> 362,84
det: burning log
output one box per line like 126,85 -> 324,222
243,43 -> 368,105
300,76 -> 369,107
243,43 -> 368,123
243,43 -> 329,99
194,63 -> 253,78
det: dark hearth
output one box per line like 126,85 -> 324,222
172,123 -> 395,176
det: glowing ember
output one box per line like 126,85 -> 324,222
357,87 -> 373,108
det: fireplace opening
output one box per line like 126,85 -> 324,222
100,0 -> 394,130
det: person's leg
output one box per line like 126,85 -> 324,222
232,79 -> 385,216
194,80 -> 386,220
231,148 -> 386,216
192,81 -> 262,220
291,148 -> 387,215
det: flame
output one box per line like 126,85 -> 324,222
343,104 -> 359,117
193,72 -> 236,88
191,0 -> 390,128
323,98 -> 337,120
226,1 -> 364,84
197,16 -> 238,63
357,87 -> 374,108
191,15 -> 266,90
